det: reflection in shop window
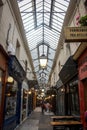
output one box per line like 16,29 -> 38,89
5,80 -> 18,119
70,85 -> 80,115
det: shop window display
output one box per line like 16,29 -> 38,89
22,89 -> 27,120
5,80 -> 17,119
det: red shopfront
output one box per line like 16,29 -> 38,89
78,48 -> 87,128
0,44 -> 8,130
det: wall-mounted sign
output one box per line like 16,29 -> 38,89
64,26 -> 87,42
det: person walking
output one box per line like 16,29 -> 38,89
41,101 -> 45,114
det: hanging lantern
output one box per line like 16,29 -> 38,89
40,54 -> 47,68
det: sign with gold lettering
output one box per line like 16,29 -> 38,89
64,26 -> 87,42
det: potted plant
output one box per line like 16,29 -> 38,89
79,15 -> 87,26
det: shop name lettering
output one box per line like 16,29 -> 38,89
70,28 -> 87,32
70,33 -> 87,37
70,28 -> 87,37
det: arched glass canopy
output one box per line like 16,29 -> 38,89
17,0 -> 70,85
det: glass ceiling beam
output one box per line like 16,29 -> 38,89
30,41 -> 56,53
37,46 -> 39,62
49,0 -> 55,28
20,11 -> 66,13
25,23 -> 43,33
36,42 -> 49,48
63,0 -> 70,3
47,46 -> 49,62
33,0 -> 37,28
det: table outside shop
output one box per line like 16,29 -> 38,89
50,120 -> 82,130
51,116 -> 75,121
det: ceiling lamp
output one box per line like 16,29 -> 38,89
40,54 -> 47,68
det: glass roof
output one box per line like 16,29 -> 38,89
17,0 -> 70,85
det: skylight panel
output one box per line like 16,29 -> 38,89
20,3 -> 32,11
36,0 -> 43,5
44,3 -> 51,12
20,5 -> 33,13
55,1 -> 67,11
18,0 -> 32,8
53,15 -> 63,23
24,20 -> 34,27
44,0 -> 51,5
45,30 -> 58,39
36,4 -> 43,12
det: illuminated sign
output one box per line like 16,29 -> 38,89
64,26 -> 87,42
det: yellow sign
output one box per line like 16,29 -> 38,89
64,26 -> 87,42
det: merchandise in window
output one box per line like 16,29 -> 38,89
5,80 -> 18,119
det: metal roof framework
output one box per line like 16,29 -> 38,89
17,0 -> 70,85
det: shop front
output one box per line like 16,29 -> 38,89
21,81 -> 28,122
0,44 -> 8,130
3,55 -> 26,130
27,80 -> 38,115
56,79 -> 65,115
59,56 -> 80,116
78,48 -> 87,127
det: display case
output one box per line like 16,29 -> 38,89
5,80 -> 17,119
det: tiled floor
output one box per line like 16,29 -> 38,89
15,107 -> 54,130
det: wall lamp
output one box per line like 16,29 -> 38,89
7,76 -> 14,83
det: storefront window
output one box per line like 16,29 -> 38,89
70,85 -> 80,115
57,87 -> 65,115
22,89 -> 27,120
5,80 -> 18,119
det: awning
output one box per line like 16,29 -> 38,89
8,55 -> 26,82
59,56 -> 77,84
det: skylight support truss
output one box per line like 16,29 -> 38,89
32,0 -> 37,28
49,0 -> 55,28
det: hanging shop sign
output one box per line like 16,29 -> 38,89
78,49 -> 87,80
64,26 -> 87,42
